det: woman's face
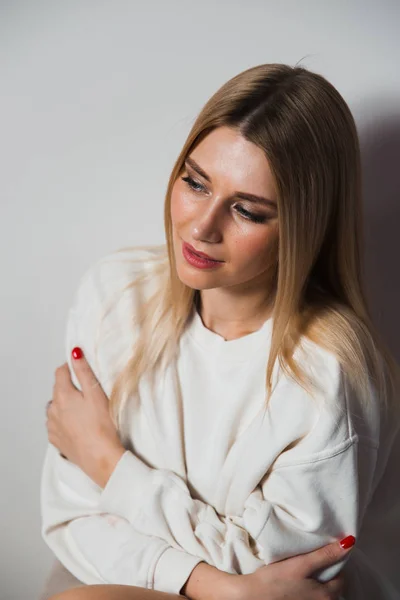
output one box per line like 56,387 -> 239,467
170,126 -> 279,295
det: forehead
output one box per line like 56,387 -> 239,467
189,126 -> 276,196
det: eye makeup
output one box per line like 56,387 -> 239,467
181,175 -> 269,224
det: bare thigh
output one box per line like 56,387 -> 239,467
48,584 -> 185,600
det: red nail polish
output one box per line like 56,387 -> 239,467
72,347 -> 83,360
340,535 -> 356,549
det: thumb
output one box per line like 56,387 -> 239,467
70,346 -> 103,397
295,536 -> 356,578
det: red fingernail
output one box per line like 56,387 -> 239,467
340,535 -> 356,549
72,347 -> 83,360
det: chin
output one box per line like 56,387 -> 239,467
174,263 -> 218,290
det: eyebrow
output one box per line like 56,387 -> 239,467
184,156 -> 277,209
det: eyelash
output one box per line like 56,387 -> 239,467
181,175 -> 268,224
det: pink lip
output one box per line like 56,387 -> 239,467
182,241 -> 224,269
184,242 -> 222,262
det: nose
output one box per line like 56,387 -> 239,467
191,203 -> 223,244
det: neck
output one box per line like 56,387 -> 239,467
195,289 -> 275,341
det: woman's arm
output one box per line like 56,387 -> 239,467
182,539 -> 351,600
95,438 -> 369,584
57,312 -> 372,586
41,441 -> 206,594
41,440 -> 349,600
181,562 -> 232,600
58,322 -> 371,584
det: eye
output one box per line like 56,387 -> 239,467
181,175 -> 206,193
234,206 -> 268,224
181,174 -> 269,224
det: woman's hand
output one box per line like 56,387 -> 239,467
46,347 -> 126,488
226,538 -> 353,600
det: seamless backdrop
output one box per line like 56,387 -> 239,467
1,1 -> 399,599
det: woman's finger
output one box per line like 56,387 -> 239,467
54,364 -> 75,393
70,347 -> 104,397
294,537 -> 355,578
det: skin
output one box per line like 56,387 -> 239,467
170,125 -> 279,341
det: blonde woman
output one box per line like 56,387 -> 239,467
41,63 -> 400,600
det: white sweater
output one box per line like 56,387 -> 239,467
40,246 -> 400,599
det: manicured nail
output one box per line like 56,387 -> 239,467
340,535 -> 356,549
72,347 -> 83,360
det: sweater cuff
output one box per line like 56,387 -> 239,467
98,450 -> 153,522
153,547 -> 204,595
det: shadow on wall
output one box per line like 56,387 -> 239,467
360,113 -> 400,364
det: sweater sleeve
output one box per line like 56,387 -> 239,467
40,442 -> 203,593
98,435 -> 378,583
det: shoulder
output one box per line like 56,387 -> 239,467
64,244 -> 167,394
271,336 -> 380,468
68,244 -> 167,317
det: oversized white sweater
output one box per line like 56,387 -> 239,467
40,246 -> 400,599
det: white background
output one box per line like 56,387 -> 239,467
1,1 -> 399,598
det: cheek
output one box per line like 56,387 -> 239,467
233,234 -> 270,255
232,231 -> 278,266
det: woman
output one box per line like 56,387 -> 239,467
41,63 -> 400,600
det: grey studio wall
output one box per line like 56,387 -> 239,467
1,1 -> 399,599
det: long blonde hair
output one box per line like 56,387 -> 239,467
100,63 -> 399,433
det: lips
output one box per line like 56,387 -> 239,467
184,242 -> 222,262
